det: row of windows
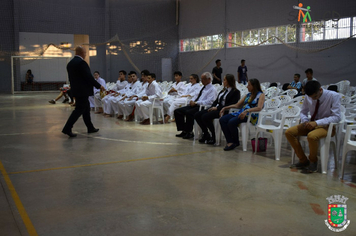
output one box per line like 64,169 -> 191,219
180,17 -> 356,52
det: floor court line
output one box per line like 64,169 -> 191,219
7,150 -> 216,175
0,160 -> 38,236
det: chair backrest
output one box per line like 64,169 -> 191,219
261,82 -> 270,88
265,87 -> 280,99
281,105 -> 301,128
340,95 -> 351,105
292,95 -> 305,103
275,95 -> 292,104
285,89 -> 298,98
336,80 -> 350,95
264,98 -> 281,111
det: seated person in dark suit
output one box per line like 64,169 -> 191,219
174,72 -> 217,139
194,74 -> 240,144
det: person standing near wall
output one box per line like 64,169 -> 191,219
237,59 -> 248,85
25,70 -> 34,84
62,46 -> 104,138
212,59 -> 223,85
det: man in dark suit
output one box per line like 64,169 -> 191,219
62,46 -> 104,137
194,74 -> 240,144
174,72 -> 217,139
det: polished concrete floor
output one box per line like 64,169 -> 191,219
0,93 -> 355,236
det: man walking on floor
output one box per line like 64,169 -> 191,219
62,46 -> 105,137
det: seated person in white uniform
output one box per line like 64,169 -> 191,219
106,74 -> 133,117
163,71 -> 186,123
115,70 -> 128,91
89,71 -> 106,113
165,74 -> 201,122
114,71 -> 143,120
102,72 -> 130,116
100,70 -> 127,114
119,70 -> 150,121
135,73 -> 162,125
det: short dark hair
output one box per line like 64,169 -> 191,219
294,73 -> 300,78
128,71 -> 136,75
119,70 -> 127,75
190,74 -> 199,83
241,59 -> 245,63
148,73 -> 156,79
94,71 -> 100,75
304,80 -> 321,96
215,59 -> 221,64
141,70 -> 150,76
305,68 -> 313,74
174,71 -> 182,76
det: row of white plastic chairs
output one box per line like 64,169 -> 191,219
193,92 -> 356,178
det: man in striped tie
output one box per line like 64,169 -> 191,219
285,81 -> 342,173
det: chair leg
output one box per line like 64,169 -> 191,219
160,108 -> 165,124
193,121 -> 198,145
331,142 -> 337,170
240,124 -> 247,151
149,107 -> 153,125
214,119 -> 221,146
254,131 -> 259,154
319,139 -> 328,174
340,139 -> 350,179
274,134 -> 281,161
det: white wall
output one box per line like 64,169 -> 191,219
18,32 -> 74,82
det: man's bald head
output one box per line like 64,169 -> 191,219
75,46 -> 86,58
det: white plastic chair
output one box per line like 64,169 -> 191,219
336,80 -> 350,95
263,98 -> 281,111
261,82 -> 270,88
340,95 -> 351,106
265,87 -> 280,99
340,124 -> 356,179
255,105 -> 301,160
291,114 -> 345,174
281,89 -> 298,98
193,105 -> 206,144
284,96 -> 305,106
149,98 -> 165,125
274,95 -> 292,105
215,109 -> 258,151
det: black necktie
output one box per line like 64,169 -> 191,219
195,86 -> 206,102
218,89 -> 228,106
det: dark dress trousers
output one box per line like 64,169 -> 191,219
62,56 -> 101,133
194,89 -> 240,139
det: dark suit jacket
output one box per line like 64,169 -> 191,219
67,56 -> 101,97
210,88 -> 240,111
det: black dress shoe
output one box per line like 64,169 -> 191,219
199,137 -> 209,143
62,98 -> 69,103
224,143 -> 237,151
88,128 -> 99,133
182,132 -> 194,139
301,162 -> 318,174
290,160 -> 310,169
206,139 -> 216,145
62,131 -> 77,138
175,131 -> 187,137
